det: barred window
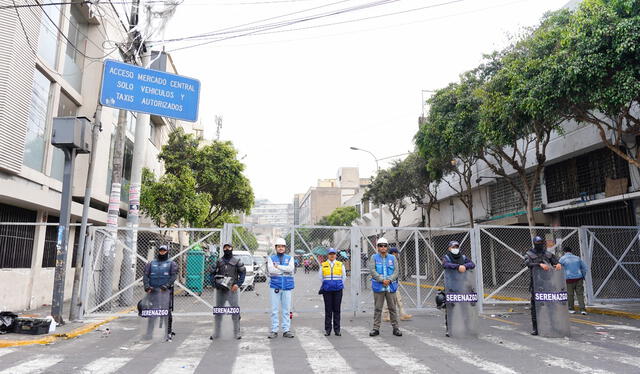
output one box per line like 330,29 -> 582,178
489,174 -> 542,216
545,147 -> 630,204
42,216 -> 59,268
0,203 -> 38,268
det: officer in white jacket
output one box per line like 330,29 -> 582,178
267,238 -> 296,338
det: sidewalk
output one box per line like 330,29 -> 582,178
480,302 -> 640,320
0,302 -> 116,348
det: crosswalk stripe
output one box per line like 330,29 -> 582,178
297,327 -> 354,374
0,354 -> 63,374
152,332 -> 211,374
404,329 -> 518,374
542,356 -> 612,374
479,335 -> 531,352
350,326 -> 434,374
491,324 -> 640,370
0,349 -> 15,358
81,340 -> 152,374
232,328 -> 274,374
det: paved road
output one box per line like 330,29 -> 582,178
2,303 -> 640,374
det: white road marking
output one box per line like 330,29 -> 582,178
404,329 -> 518,374
479,335 -> 531,351
297,327 -> 354,373
350,326 -> 433,374
152,332 -> 211,374
0,354 -> 63,374
232,328 -> 274,374
542,356 -> 612,374
491,324 -> 640,370
81,340 -> 152,374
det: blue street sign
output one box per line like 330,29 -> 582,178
100,59 -> 200,122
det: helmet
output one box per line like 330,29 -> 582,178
435,291 -> 446,309
448,241 -> 460,248
158,245 -> 168,251
275,238 -> 286,247
377,237 -> 389,245
389,247 -> 399,254
533,236 -> 545,244
327,248 -> 337,254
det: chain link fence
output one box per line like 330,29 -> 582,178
584,226 -> 640,303
478,225 -> 580,304
83,227 -> 221,317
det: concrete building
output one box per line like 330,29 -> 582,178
0,2 -> 192,311
297,167 -> 370,225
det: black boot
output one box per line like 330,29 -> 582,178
369,329 -> 379,336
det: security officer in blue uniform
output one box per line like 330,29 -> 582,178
143,245 -> 178,338
525,236 -> 561,335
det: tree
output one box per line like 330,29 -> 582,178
415,74 -> 485,227
477,11 -> 569,227
553,0 -> 640,167
321,206 -> 360,227
363,161 -> 411,228
403,152 -> 441,227
140,167 -> 209,228
156,128 -> 255,228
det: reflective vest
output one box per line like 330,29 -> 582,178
371,253 -> 398,293
149,260 -> 172,288
321,260 -> 344,292
269,254 -> 295,290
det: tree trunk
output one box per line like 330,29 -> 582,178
526,185 -> 536,228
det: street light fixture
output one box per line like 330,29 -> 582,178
350,146 -> 383,232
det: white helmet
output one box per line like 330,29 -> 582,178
275,238 -> 287,247
377,237 -> 389,245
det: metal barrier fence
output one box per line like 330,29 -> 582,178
83,227 -> 222,317
69,224 -> 640,318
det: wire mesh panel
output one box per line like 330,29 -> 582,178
478,226 -> 580,304
585,226 -> 640,302
228,224 -> 354,313
356,226 -> 472,312
84,227 -> 221,317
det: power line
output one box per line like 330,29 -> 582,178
0,1 -> 90,10
151,0 -> 400,46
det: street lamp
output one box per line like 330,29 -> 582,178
350,146 -> 383,231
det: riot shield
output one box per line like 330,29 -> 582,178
444,269 -> 479,338
532,267 -> 570,338
138,289 -> 172,341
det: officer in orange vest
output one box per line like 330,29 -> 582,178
319,248 -> 346,336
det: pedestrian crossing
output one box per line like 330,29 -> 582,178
0,320 -> 639,374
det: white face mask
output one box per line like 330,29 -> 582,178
450,247 -> 460,255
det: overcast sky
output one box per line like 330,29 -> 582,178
158,0 -> 568,204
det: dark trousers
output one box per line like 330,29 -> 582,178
530,293 -> 537,331
323,290 -> 343,332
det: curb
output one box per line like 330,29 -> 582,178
586,307 -> 640,320
0,316 -> 119,348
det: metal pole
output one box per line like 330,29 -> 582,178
69,106 -> 102,321
414,229 -> 421,308
51,147 -> 77,325
121,50 -> 151,306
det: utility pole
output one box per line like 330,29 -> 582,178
97,0 -> 141,311
69,105 -> 102,321
120,0 -> 150,305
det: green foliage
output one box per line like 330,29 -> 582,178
141,128 -> 255,228
140,167 -> 209,228
363,160 -> 412,227
403,152 -> 440,226
320,206 -> 360,227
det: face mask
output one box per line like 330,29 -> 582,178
534,243 -> 545,251
158,252 -> 168,261
223,250 -> 233,258
450,247 -> 460,255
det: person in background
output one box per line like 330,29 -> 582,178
559,247 -> 588,315
319,248 -> 346,336
383,247 -> 412,321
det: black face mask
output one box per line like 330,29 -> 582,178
534,243 -> 545,252
158,252 -> 168,261
223,250 -> 233,259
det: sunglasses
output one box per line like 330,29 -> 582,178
377,244 -> 388,247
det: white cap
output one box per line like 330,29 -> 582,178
377,237 -> 389,245
275,238 -> 286,246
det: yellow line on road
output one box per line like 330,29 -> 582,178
482,316 -> 521,326
570,318 -> 604,326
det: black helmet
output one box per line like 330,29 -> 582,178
435,291 -> 446,309
533,236 -> 544,244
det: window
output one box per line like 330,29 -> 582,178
0,203 -> 37,269
51,92 -> 78,181
42,215 -> 59,268
37,0 -> 62,69
63,6 -> 87,92
24,70 -> 52,172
